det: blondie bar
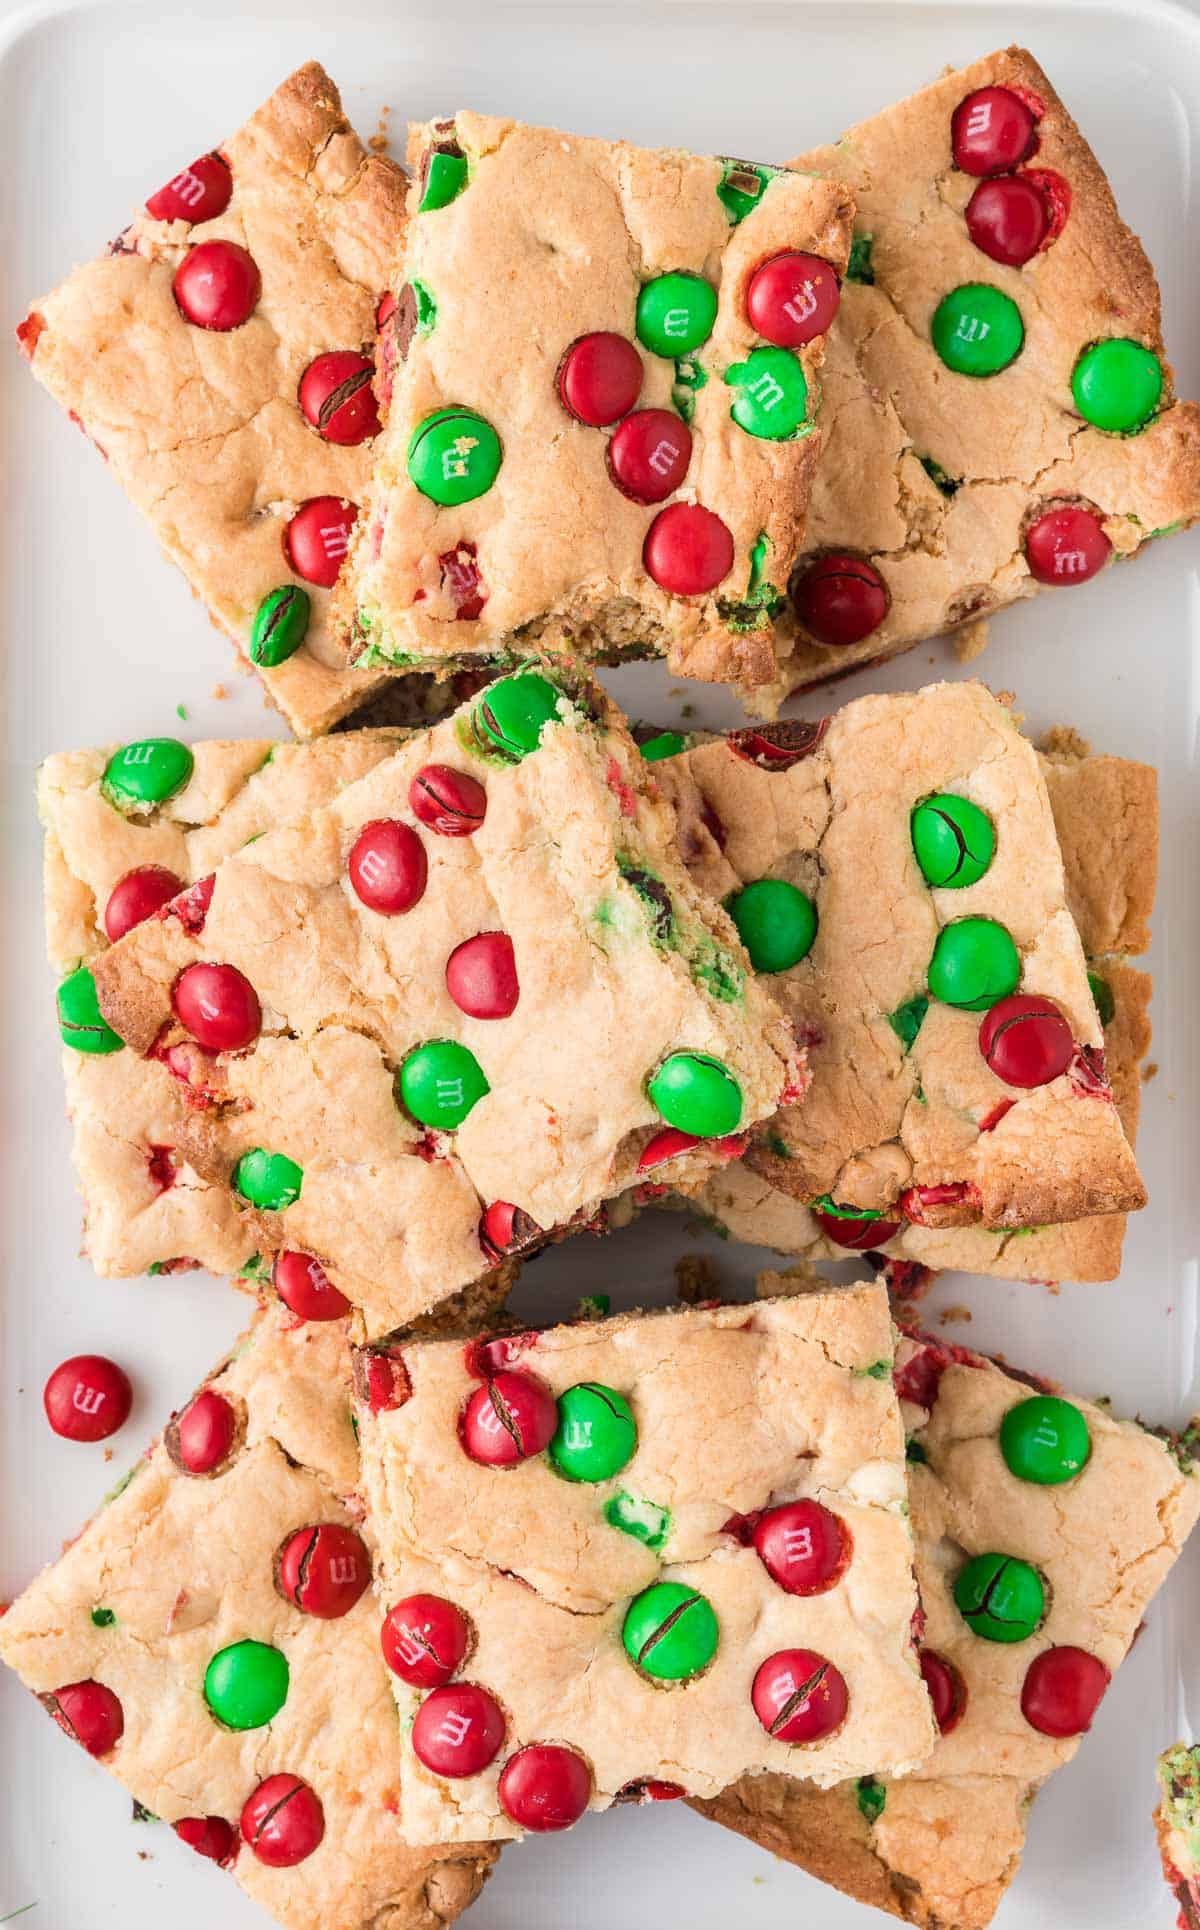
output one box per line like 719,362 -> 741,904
1157,1744 -> 1200,1930
82,673 -> 802,1335
694,1287 -> 1200,1929
16,63 -> 406,737
335,111 -> 853,689
0,1301 -> 497,1930
354,1284 -> 934,1843
770,47 -> 1200,699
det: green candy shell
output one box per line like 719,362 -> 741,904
420,149 -> 468,212
953,1552 -> 1044,1643
999,1395 -> 1091,1486
931,285 -> 1024,377
550,1383 -> 637,1483
636,272 -> 718,358
927,917 -> 1020,1011
647,1051 -> 742,1138
725,347 -> 809,440
1088,971 -> 1115,1028
472,673 -> 562,760
204,1639 -> 289,1730
604,1492 -> 671,1549
407,407 -> 501,506
250,585 -> 310,667
622,1581 -> 718,1681
727,878 -> 816,974
102,738 -> 194,811
911,794 -> 996,889
639,731 -> 687,764
399,1039 -> 489,1129
716,159 -> 776,224
57,967 -> 124,1055
1071,338 -> 1163,434
233,1148 -> 303,1212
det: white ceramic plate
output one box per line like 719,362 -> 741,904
1,1 -> 1198,1923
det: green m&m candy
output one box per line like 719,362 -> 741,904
407,406 -> 502,506
102,738 -> 194,812
471,673 -> 562,760
57,967 -> 123,1055
399,1040 -> 489,1129
622,1581 -> 718,1681
639,730 -> 687,763
204,1639 -> 289,1729
931,285 -> 1024,377
727,879 -> 817,974
911,793 -> 995,888
636,273 -> 718,358
233,1148 -> 303,1212
1071,338 -> 1163,433
716,159 -> 776,224
1088,970 -> 1115,1027
927,917 -> 1020,1011
953,1552 -> 1045,1643
419,149 -> 468,212
999,1395 -> 1091,1486
647,1051 -> 742,1137
725,347 -> 808,440
550,1383 -> 637,1483
250,585 -> 310,667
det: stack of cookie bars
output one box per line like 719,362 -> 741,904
3,45 -> 1198,1930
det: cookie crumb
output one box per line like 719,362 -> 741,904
369,103 -> 392,153
938,1303 -> 972,1325
210,683 -> 228,701
675,1254 -> 722,1305
1144,1062 -> 1159,1083
952,617 -> 989,663
1038,723 -> 1093,762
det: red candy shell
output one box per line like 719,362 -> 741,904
1020,1646 -> 1110,1738
746,252 -> 840,348
461,1371 -> 557,1467
409,764 -> 487,837
44,1354 -> 132,1443
172,1388 -> 236,1475
277,1523 -> 371,1619
104,865 -> 183,942
752,1500 -> 852,1595
791,552 -> 888,647
286,497 -> 358,588
979,994 -> 1075,1088
273,1250 -> 351,1322
172,962 -> 261,1052
643,503 -> 735,596
951,86 -> 1038,176
813,1207 -> 901,1251
241,1775 -> 324,1866
44,1680 -> 124,1756
381,1594 -> 471,1688
498,1744 -> 591,1832
173,1816 -> 237,1865
751,1649 -> 848,1744
1024,505 -> 1111,586
919,1649 -> 968,1736
445,932 -> 519,1019
964,174 -> 1050,267
348,819 -> 427,914
558,332 -> 644,427
173,240 -> 260,331
298,351 -> 380,445
411,1684 -> 505,1777
146,153 -> 232,225
608,409 -> 692,505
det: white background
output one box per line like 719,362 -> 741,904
1,2 -> 1198,1925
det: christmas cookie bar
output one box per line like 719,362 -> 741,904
84,673 -> 802,1336
693,1298 -> 1200,1929
354,1284 -> 934,1843
1157,1744 -> 1200,1929
334,111 -> 854,690
767,46 -> 1200,698
0,1300 -> 497,1930
676,732 -> 1155,1283
16,63 -> 406,737
654,680 -> 1146,1238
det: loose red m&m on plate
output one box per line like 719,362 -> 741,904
44,1354 -> 132,1442
174,240 -> 260,330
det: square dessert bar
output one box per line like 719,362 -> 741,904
335,111 -> 854,690
677,731 -> 1156,1284
1157,1744 -> 1200,1928
655,679 -> 1146,1236
17,63 -> 406,737
771,46 -> 1200,699
694,1287 -> 1200,1930
353,1285 -> 935,1843
0,1302 -> 497,1930
84,673 -> 802,1336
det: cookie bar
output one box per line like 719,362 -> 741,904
693,1291 -> 1200,1929
653,680 -> 1146,1240
84,673 -> 802,1335
353,1284 -> 935,1843
334,111 -> 853,689
675,731 -> 1155,1283
17,63 -> 406,736
1157,1744 -> 1200,1929
0,1300 -> 497,1930
766,46 -> 1200,700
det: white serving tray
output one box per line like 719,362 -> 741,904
1,1 -> 1198,1924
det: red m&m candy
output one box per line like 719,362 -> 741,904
173,1816 -> 237,1865
286,497 -> 358,588
173,240 -> 260,331
173,962 -> 261,1052
498,1744 -> 591,1831
951,87 -> 1038,176
104,865 -> 183,942
1024,504 -> 1111,586
298,352 -> 380,446
478,1201 -> 543,1265
965,175 -> 1049,267
919,1649 -> 968,1736
813,1204 -> 901,1250
411,1684 -> 506,1776
751,1649 -> 848,1744
980,994 -> 1075,1088
355,1346 -> 411,1415
276,1523 -> 371,1619
608,409 -> 692,505
558,332 -> 644,427
348,819 -> 427,914
409,764 -> 487,837
381,1594 -> 471,1688
44,1354 -> 132,1442
146,153 -> 232,225
790,552 -> 888,647
747,252 -> 840,348
461,1371 -> 557,1466
43,1680 -> 124,1756
1020,1646 -> 1110,1737
644,503 -> 735,596
241,1774 -> 324,1866
169,1387 -> 237,1475
273,1250 -> 351,1322
445,933 -> 519,1019
752,1500 -> 852,1595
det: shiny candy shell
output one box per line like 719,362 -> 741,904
549,1383 -> 637,1483
752,1500 -> 851,1595
297,351 -> 380,446
964,174 -> 1050,267
250,585 -> 310,667
911,793 -> 996,888
104,865 -> 183,942
172,961 -> 261,1052
927,917 -> 1020,1011
445,932 -> 520,1019
727,878 -> 817,974
789,552 -> 888,647
746,252 -> 840,348
954,1551 -> 1045,1642
398,1039 -> 489,1129
647,1051 -> 742,1138
57,967 -> 123,1055
607,409 -> 692,504
622,1581 -> 718,1681
233,1147 -> 303,1212
44,1354 -> 132,1442
461,1370 -> 557,1466
635,272 -> 718,357
411,1684 -> 506,1776
173,240 -> 260,330
273,1250 -> 351,1322
931,284 -> 1024,377
204,1639 -> 289,1729
410,763 -> 487,835
751,1649 -> 848,1743
102,737 -> 194,810
498,1744 -> 592,1831
979,994 -> 1075,1087
145,152 -> 232,225
276,1523 -> 371,1618
241,1775 -> 324,1866
1071,338 -> 1163,434
471,672 -> 561,759
557,332 -> 644,426
1024,504 -> 1111,585
381,1594 -> 471,1688
999,1394 -> 1091,1485
919,1649 -> 967,1735
286,497 -> 358,587
168,1388 -> 237,1475
348,818 -> 427,915
950,86 -> 1038,176
44,1680 -> 124,1756
643,503 -> 735,596
725,346 -> 809,440
1020,1646 -> 1110,1737
407,406 -> 502,505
